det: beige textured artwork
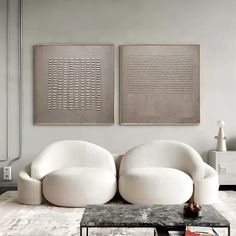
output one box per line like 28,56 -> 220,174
34,45 -> 114,125
120,45 -> 200,124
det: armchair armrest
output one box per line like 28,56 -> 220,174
17,164 -> 43,205
193,163 -> 219,204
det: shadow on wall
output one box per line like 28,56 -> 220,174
200,151 -> 209,163
226,137 -> 236,150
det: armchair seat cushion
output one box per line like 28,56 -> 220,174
119,167 -> 193,204
42,167 -> 116,207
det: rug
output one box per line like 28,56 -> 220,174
0,191 -> 235,236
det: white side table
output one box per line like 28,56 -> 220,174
209,151 -> 236,185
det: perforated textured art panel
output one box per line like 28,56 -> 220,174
34,45 -> 114,124
47,57 -> 102,111
120,45 -> 200,124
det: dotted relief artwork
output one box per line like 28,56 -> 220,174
120,45 -> 200,124
34,45 -> 114,124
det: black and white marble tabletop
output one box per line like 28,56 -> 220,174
80,204 -> 230,229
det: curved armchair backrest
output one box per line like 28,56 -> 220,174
31,140 -> 116,180
119,140 -> 204,181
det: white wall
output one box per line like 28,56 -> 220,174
1,0 -> 236,183
0,0 -> 8,160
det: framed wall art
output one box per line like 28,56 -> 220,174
34,44 -> 114,125
120,44 -> 200,125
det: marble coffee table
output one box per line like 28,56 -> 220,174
80,204 -> 230,236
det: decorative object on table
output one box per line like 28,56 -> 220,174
215,120 -> 227,151
183,202 -> 202,218
34,44 -> 114,125
185,226 -> 216,236
120,44 -> 200,125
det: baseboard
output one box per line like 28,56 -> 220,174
0,182 -> 17,188
219,185 -> 236,191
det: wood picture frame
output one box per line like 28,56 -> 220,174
34,44 -> 114,125
120,44 -> 200,125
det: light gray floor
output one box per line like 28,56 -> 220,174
0,191 -> 235,236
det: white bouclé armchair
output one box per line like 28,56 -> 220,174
119,140 -> 219,205
18,140 -> 117,207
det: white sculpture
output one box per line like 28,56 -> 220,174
215,120 -> 227,151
